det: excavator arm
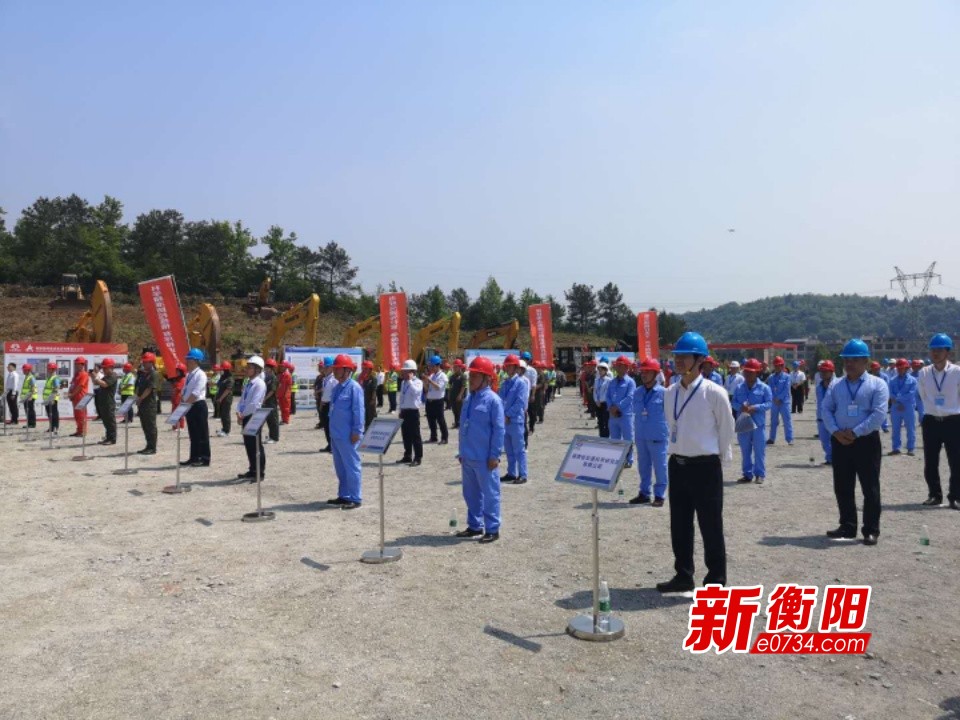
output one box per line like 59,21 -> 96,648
65,280 -> 113,343
465,319 -> 519,349
342,315 -> 380,347
187,303 -> 222,365
412,312 -> 461,368
263,293 -> 320,360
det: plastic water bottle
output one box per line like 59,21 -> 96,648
809,455 -> 816,466
920,524 -> 930,547
598,581 -> 611,632
617,485 -> 624,500
449,508 -> 458,529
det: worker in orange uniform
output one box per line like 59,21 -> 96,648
170,362 -> 186,430
277,361 -> 293,424
68,356 -> 90,437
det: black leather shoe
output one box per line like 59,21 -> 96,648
863,534 -> 878,546
826,527 -> 857,539
656,576 -> 695,593
652,497 -> 665,507
139,448 -> 156,455
341,502 -> 361,510
395,457 -> 412,464
425,439 -> 437,444
189,461 -> 209,467
922,496 -> 943,506
755,476 -> 765,485
949,500 -> 960,510
438,440 -> 448,445
888,450 -> 901,456
319,446 -> 332,453
500,474 -> 516,483
478,532 -> 499,544
410,460 -> 421,467
513,477 -> 528,485
237,471 -> 255,479
179,460 -> 193,466
455,528 -> 483,538
737,476 -> 752,483
629,494 -> 651,505
766,439 -> 774,445
327,497 -> 347,505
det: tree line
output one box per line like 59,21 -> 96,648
0,195 -> 690,340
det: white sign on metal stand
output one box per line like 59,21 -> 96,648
359,417 -> 403,564
114,397 -> 138,475
241,408 -> 275,522
556,434 -> 632,642
71,395 -> 96,462
162,403 -> 193,494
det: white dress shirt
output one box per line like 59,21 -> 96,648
665,377 -> 735,461
5,370 -> 21,395
524,366 -> 538,395
399,376 -> 424,410
725,372 -> 744,396
917,362 -> 960,416
238,375 -> 267,417
181,367 -> 207,403
425,370 -> 447,400
593,373 -> 611,403
321,373 -> 337,403
790,370 -> 807,387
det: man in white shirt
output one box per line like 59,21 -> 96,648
236,355 -> 267,481
657,332 -> 735,594
181,348 -> 210,467
4,362 -> 21,425
592,361 -> 612,438
319,359 -> 338,453
790,361 -> 807,414
917,333 -> 960,508
724,361 -> 744,404
422,355 -> 449,445
397,359 -> 424,466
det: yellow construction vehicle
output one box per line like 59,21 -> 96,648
412,312 -> 461,368
465,319 -> 519,349
342,314 -> 385,362
263,293 -> 320,361
187,303 -> 222,365
65,280 -> 113,342
242,277 -> 277,318
50,273 -> 86,308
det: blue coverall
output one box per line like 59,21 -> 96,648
330,378 -> 365,504
606,374 -> 636,466
632,383 -> 669,499
912,369 -> 925,419
459,385 -> 506,534
732,379 -> 773,480
499,375 -> 528,480
767,371 -> 793,443
888,372 -> 919,452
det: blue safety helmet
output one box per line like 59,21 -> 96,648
672,331 -> 709,356
599,356 -> 609,364
323,356 -> 334,367
429,354 -> 442,366
929,333 -> 953,350
521,351 -> 532,361
838,338 -> 870,358
186,348 -> 205,362
792,360 -> 800,367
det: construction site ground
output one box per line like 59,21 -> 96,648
1,393 -> 958,719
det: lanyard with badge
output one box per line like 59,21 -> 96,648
672,378 -> 703,443
640,386 -> 657,421
933,369 -> 947,407
845,377 -> 863,418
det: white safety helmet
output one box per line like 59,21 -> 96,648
597,361 -> 610,370
729,361 -> 740,369
518,359 -> 528,369
401,359 -> 418,372
247,355 -> 265,369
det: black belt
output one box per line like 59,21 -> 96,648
925,414 -> 960,422
672,454 -> 719,465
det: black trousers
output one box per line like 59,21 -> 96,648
6,392 -> 19,424
791,387 -> 805,414
376,386 -> 384,408
831,431 -> 881,536
365,404 -> 376,430
388,391 -> 397,412
290,393 -> 297,415
24,399 -> 36,428
185,401 -> 211,463
400,408 -> 423,461
425,399 -> 448,441
220,396 -> 233,434
597,403 -> 610,437
319,402 -> 331,446
212,397 -> 220,419
452,397 -> 463,427
102,403 -> 116,442
47,402 -> 59,432
265,404 -> 280,441
921,415 -> 960,501
668,455 -> 726,584
241,415 -> 265,475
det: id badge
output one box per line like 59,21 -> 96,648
670,430 -> 677,444
935,395 -> 946,407
641,410 -> 648,421
846,403 -> 859,418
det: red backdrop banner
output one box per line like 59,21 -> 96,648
636,311 -> 660,361
379,293 -> 409,369
528,304 -> 554,366
138,276 -> 190,377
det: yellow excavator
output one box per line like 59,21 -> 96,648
50,274 -> 87,308
187,303 -> 222,365
262,293 -> 320,361
412,312 -> 461,369
242,277 -> 277,318
65,280 -> 113,342
465,319 -> 519,349
342,314 -> 385,363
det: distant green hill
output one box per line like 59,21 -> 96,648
679,293 -> 960,343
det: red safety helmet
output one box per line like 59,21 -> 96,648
453,359 -> 465,367
264,358 -> 277,368
584,359 -> 597,366
176,362 -> 187,372
819,360 -> 835,372
742,358 -> 763,373
613,355 -> 632,367
101,358 -> 115,368
773,356 -> 785,366
638,358 -> 661,372
221,361 -> 233,371
75,356 -> 87,365
333,354 -> 356,370
22,363 -> 33,372
469,356 -> 496,378
122,362 -> 133,372
702,356 -> 717,366
362,360 -> 374,370
869,361 -> 881,371
212,364 -> 221,371
141,352 -> 156,363
502,354 -> 520,367
47,362 -> 58,371
894,358 -> 908,368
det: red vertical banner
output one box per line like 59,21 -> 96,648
379,292 -> 409,369
636,311 -> 660,361
138,276 -> 190,377
528,303 -> 554,365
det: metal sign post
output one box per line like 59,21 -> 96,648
162,403 -> 192,494
71,394 -> 95,462
556,435 -> 631,642
242,408 -> 275,522
113,397 -> 137,475
359,418 -> 403,564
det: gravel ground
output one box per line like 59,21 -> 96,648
2,394 -> 959,720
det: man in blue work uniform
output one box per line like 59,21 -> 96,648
593,361 -> 612,437
327,354 -> 364,509
699,357 -> 723,385
888,358 -> 918,456
498,354 -> 528,485
766,356 -> 793,445
732,359 -> 773,485
815,360 -> 839,464
911,359 -> 925,421
607,355 -> 636,468
869,362 -> 890,433
821,339 -> 889,546
631,358 -> 669,506
236,355 -> 267,481
455,356 -> 505,544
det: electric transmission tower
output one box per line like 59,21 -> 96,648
891,262 -> 941,301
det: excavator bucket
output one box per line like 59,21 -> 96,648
64,280 -> 113,343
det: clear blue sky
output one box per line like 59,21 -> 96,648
2,1 -> 958,312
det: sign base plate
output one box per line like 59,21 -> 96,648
360,547 -> 402,564
162,484 -> 191,494
113,468 -> 138,476
242,510 -> 276,522
567,614 -> 625,642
